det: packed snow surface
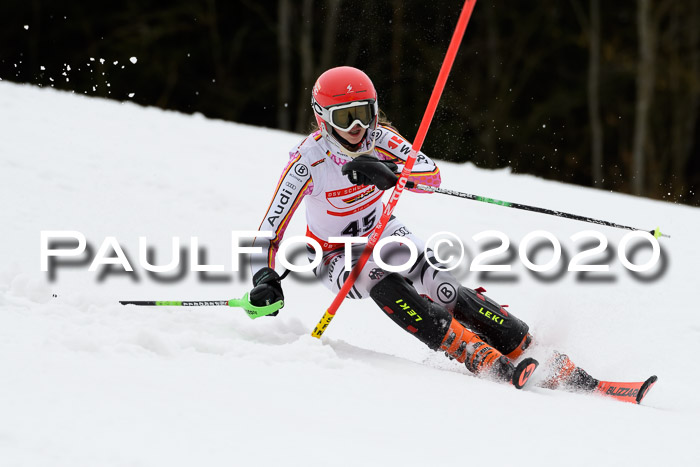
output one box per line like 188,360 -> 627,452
1,82 -> 698,466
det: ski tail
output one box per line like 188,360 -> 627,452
512,358 -> 539,389
595,375 -> 658,404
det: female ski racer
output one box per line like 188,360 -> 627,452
249,66 -> 596,390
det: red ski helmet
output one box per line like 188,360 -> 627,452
311,66 -> 379,157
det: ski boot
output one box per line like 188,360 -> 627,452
370,273 -> 538,389
438,318 -> 515,381
451,286 -> 533,360
541,351 -> 599,391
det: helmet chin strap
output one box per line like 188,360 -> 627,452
331,127 -> 376,158
331,128 -> 361,150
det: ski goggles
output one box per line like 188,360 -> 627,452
313,99 -> 377,131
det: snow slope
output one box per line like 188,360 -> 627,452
1,81 -> 699,466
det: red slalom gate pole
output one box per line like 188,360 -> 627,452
311,0 -> 478,338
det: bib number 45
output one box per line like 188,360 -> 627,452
341,209 -> 377,236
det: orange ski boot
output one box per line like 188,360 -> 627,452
439,318 -> 516,381
541,351 -> 599,391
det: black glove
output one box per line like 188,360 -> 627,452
249,267 -> 284,315
342,155 -> 399,190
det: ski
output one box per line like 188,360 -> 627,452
594,375 -> 658,404
540,352 -> 658,404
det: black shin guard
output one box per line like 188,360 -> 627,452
453,287 -> 530,357
369,273 -> 451,350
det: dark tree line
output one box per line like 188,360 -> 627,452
2,1 -> 698,206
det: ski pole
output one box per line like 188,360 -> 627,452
119,295 -> 283,319
311,0 -> 479,339
406,181 -> 670,238
120,270 -> 289,319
